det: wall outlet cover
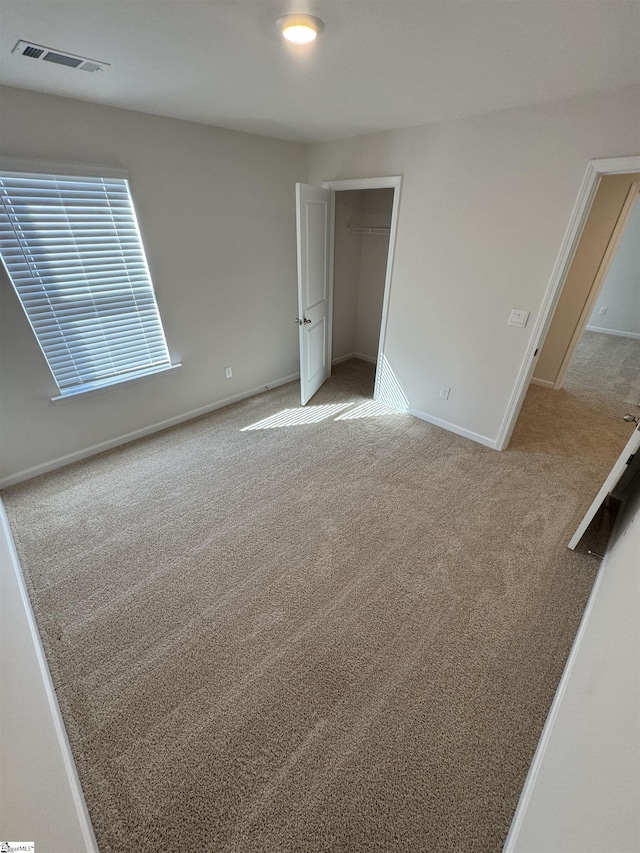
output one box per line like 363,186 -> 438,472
508,309 -> 530,328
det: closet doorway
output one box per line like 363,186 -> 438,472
294,176 -> 401,405
325,176 -> 401,405
331,187 -> 394,373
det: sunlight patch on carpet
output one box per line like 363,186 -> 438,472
241,402 -> 353,430
334,400 -> 400,420
241,398 -> 404,431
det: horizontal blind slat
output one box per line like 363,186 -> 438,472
36,318 -> 165,342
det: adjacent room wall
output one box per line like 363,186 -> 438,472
587,196 -> 640,339
533,173 -> 640,386
309,86 -> 640,445
0,86 -> 307,484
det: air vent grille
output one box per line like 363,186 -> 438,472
11,40 -> 110,72
43,51 -> 83,68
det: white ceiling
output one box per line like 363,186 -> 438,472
0,1 -> 638,143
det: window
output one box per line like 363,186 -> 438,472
0,167 -> 177,400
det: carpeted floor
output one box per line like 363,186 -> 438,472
563,329 -> 640,418
515,330 -> 637,464
3,356 -> 630,852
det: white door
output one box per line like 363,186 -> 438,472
569,422 -> 640,549
295,183 -> 332,405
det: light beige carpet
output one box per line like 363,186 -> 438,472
3,358 -> 628,852
564,329 -> 640,418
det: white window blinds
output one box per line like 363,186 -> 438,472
0,169 -> 173,397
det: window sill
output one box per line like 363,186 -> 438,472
50,363 -> 182,404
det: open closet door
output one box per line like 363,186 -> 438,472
569,423 -> 640,549
295,183 -> 332,405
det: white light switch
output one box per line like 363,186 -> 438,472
508,309 -> 529,328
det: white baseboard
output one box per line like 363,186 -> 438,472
0,500 -> 99,851
407,407 -> 497,449
530,377 -> 555,389
332,351 -> 377,366
0,371 -> 300,489
353,351 -> 377,364
332,352 -> 356,365
585,325 -> 640,340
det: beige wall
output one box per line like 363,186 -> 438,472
0,86 -> 307,483
1,85 -> 639,478
534,173 -> 640,385
310,86 -> 640,445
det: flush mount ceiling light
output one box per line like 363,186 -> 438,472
278,14 -> 324,45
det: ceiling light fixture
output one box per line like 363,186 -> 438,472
278,14 -> 324,45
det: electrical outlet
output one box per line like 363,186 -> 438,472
440,385 -> 451,400
598,306 -> 607,316
225,367 -> 233,379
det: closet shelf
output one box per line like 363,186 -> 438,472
346,225 -> 390,236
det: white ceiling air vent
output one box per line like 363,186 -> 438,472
12,40 -> 110,72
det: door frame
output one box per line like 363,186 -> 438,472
495,155 -> 640,451
322,176 -> 402,403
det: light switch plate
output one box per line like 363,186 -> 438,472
508,309 -> 529,328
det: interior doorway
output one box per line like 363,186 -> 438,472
496,156 -> 640,451
523,176 -> 640,433
511,172 -> 640,440
330,187 -> 394,388
324,177 -> 401,408
505,166 -> 640,551
549,190 -> 639,419
531,179 -> 640,396
295,176 -> 401,406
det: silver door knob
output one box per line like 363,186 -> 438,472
295,317 -> 312,325
623,414 -> 640,425
303,318 -> 311,325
